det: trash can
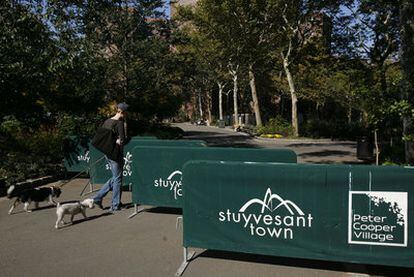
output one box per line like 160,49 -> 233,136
245,114 -> 250,125
218,120 -> 225,128
226,115 -> 232,126
357,136 -> 373,160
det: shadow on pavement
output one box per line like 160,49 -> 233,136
99,201 -> 134,211
33,204 -> 57,211
147,206 -> 182,215
210,143 -> 261,148
58,212 -> 114,229
8,204 -> 56,214
184,131 -> 232,137
299,150 -> 353,158
196,249 -> 413,276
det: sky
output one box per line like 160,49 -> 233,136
164,0 -> 171,18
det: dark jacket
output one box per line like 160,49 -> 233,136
91,119 -> 125,162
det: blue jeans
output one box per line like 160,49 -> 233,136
93,157 -> 122,210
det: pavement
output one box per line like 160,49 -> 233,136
1,123 -> 410,277
176,123 -> 364,164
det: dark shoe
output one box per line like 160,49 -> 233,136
118,203 -> 128,210
109,207 -> 122,213
94,200 -> 103,210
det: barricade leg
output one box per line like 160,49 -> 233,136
80,181 -> 98,196
175,247 -> 195,277
176,216 -> 182,230
128,204 -> 147,219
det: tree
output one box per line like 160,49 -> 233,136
318,0 -> 401,162
178,0 -> 283,127
227,0 -> 282,127
275,0 -> 328,136
400,0 -> 414,163
341,0 -> 400,163
79,1 -> 181,120
0,1 -> 54,123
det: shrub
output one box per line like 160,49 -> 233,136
56,113 -> 105,137
255,116 -> 294,137
0,115 -> 184,185
302,120 -> 365,140
1,117 -> 64,185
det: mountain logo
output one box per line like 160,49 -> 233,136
167,170 -> 182,180
77,151 -> 90,163
239,188 -> 304,215
218,187 -> 313,240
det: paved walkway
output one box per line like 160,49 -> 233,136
175,123 -> 364,164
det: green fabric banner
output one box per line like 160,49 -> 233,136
63,136 -> 158,173
89,139 -> 206,188
130,136 -> 158,140
182,161 -> 414,268
63,136 -> 91,172
131,147 -> 297,207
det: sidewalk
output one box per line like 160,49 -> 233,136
175,123 -> 364,164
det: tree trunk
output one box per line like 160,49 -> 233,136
315,102 -> 320,120
400,0 -> 414,164
374,129 -> 380,165
198,90 -> 203,119
248,64 -> 262,127
218,82 -> 224,121
233,74 -> 239,126
206,90 -> 212,126
283,58 -> 299,137
229,68 -> 239,127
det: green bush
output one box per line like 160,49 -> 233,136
255,116 -> 294,137
302,120 -> 365,140
0,115 -> 185,185
380,140 -> 405,165
1,117 -> 64,185
56,113 -> 105,137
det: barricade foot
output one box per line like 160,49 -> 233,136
176,216 -> 183,230
175,247 -> 195,277
128,204 -> 147,219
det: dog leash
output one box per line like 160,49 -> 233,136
58,155 -> 106,188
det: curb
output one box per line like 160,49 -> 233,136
254,137 -> 356,144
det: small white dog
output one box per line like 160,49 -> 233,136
55,199 -> 94,229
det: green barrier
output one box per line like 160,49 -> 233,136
131,146 -> 297,208
180,161 -> 414,273
63,136 -> 91,172
89,139 -> 207,189
63,136 -> 157,173
130,136 -> 158,140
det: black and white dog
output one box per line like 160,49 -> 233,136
7,185 -> 62,214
